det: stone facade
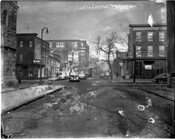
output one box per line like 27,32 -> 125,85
1,1 -> 19,87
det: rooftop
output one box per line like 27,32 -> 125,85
17,33 -> 38,36
129,24 -> 167,28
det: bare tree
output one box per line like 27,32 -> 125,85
122,33 -> 146,83
94,31 -> 121,81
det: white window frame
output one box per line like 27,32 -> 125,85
159,45 -> 165,57
159,31 -> 165,42
136,46 -> 141,57
136,32 -> 142,42
29,41 -> 33,47
148,46 -> 153,57
148,32 -> 153,41
20,41 -> 23,48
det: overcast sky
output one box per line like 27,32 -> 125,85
17,1 -> 166,52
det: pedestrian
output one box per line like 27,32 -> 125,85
17,70 -> 22,85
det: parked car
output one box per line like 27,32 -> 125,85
79,71 -> 86,79
58,72 -> 66,80
69,72 -> 80,82
100,73 -> 105,78
105,71 -> 110,77
49,75 -> 57,81
152,73 -> 170,84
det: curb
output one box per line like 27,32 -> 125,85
1,86 -> 64,115
140,88 -> 174,102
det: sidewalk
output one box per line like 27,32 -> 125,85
102,76 -> 175,102
1,78 -> 50,93
111,76 -> 152,83
1,84 -> 65,114
1,83 -> 38,93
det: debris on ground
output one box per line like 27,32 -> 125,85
138,105 -> 145,111
145,97 -> 152,108
118,110 -> 124,116
69,102 -> 85,114
148,117 -> 155,123
43,103 -> 53,109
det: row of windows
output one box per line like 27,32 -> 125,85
49,41 -> 84,48
19,41 -> 33,48
136,31 -> 165,42
136,45 -> 165,57
19,41 -> 49,53
19,54 -> 58,65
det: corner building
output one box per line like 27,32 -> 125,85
127,24 -> 167,79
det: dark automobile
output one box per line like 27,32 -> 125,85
152,73 -> 170,84
79,71 -> 86,79
69,72 -> 80,82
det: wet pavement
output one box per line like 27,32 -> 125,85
1,78 -> 174,138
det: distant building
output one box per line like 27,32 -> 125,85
1,1 -> 19,87
49,51 -> 61,77
16,33 -> 50,80
127,24 -> 167,79
46,40 -> 89,71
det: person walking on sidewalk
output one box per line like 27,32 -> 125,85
17,70 -> 22,85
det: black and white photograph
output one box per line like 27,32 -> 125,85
1,0 -> 175,138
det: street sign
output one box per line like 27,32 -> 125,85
33,59 -> 41,63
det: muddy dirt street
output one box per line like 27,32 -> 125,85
2,79 -> 173,138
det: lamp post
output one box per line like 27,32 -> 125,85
39,27 -> 49,85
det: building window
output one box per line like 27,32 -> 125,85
2,10 -> 8,25
72,42 -> 78,48
136,46 -> 141,57
52,42 -> 56,48
28,67 -> 33,77
29,41 -> 33,47
28,53 -> 33,62
49,42 -> 52,48
20,41 -> 23,48
148,32 -> 153,41
136,32 -> 142,42
56,42 -> 65,48
159,31 -> 165,42
148,46 -> 153,57
159,45 -> 165,57
19,54 -> 23,62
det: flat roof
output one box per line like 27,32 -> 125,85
129,24 -> 167,28
46,39 -> 86,42
17,33 -> 38,36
